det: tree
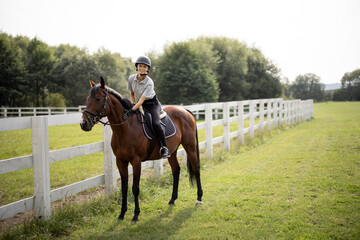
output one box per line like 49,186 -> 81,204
93,48 -> 133,97
332,88 -> 347,101
203,37 -> 249,101
45,93 -> 66,107
51,46 -> 101,106
155,42 -> 219,104
289,73 -> 325,101
26,38 -> 55,106
0,33 -> 26,107
245,48 -> 282,99
339,69 -> 360,101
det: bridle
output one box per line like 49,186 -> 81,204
82,88 -> 127,127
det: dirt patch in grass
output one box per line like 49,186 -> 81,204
0,165 -> 160,233
0,185 -> 105,233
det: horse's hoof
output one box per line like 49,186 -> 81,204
118,216 -> 124,221
131,216 -> 139,223
195,200 -> 203,206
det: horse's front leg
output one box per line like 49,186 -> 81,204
117,160 -> 129,220
131,160 -> 142,223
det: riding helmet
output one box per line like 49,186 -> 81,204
135,56 -> 151,70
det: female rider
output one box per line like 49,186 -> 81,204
123,56 -> 171,158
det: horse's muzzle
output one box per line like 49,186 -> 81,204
80,117 -> 93,131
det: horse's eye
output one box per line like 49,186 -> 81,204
96,98 -> 101,102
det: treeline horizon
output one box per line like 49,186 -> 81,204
1,31 -> 358,107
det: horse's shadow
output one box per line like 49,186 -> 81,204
83,205 -> 196,239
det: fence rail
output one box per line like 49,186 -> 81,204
0,106 -> 87,117
0,98 -> 313,221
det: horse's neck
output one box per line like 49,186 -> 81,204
107,95 -> 124,125
107,95 -> 140,136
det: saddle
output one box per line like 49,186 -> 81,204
138,106 -> 176,140
136,106 -> 176,161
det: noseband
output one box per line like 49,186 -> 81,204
82,88 -> 128,127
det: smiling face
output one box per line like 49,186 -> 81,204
137,63 -> 149,75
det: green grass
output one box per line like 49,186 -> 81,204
0,115 -> 252,206
1,102 -> 360,239
0,124 -> 103,205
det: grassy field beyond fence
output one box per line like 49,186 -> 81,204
1,102 -> 360,239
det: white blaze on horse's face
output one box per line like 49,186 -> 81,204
80,117 -> 88,130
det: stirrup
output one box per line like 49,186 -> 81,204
160,146 -> 171,158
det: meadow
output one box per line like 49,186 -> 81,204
1,102 -> 359,239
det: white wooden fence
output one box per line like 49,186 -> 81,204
0,98 -> 313,221
0,106 -> 86,117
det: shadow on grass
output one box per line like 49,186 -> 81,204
82,205 -> 196,240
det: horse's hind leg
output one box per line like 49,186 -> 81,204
194,170 -> 203,205
168,150 -> 180,205
183,143 -> 203,205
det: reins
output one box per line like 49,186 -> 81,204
82,88 -> 128,127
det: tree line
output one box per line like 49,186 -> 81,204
332,69 -> 360,101
1,32 -> 358,107
0,32 -> 133,107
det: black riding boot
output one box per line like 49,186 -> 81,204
157,128 -> 170,158
160,145 -> 171,158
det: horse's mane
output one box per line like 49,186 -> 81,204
91,85 -> 133,110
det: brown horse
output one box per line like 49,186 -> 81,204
80,77 -> 203,222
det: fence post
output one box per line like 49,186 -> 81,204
302,101 -> 305,121
223,102 -> 230,151
238,101 -> 244,145
153,159 -> 164,177
249,100 -> 255,139
284,101 -> 288,125
32,116 -> 51,221
279,99 -> 283,126
297,100 -> 301,123
288,101 -> 292,125
259,100 -> 264,133
293,100 -> 297,125
205,104 -> 213,159
267,99 -> 272,130
290,100 -> 293,125
306,101 -> 309,120
103,124 -> 117,197
274,99 -> 278,128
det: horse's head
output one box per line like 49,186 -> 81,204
80,77 -> 111,131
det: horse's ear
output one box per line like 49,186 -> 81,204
100,76 -> 105,89
89,79 -> 96,88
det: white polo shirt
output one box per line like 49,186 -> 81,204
127,74 -> 156,100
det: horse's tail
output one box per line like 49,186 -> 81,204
186,109 -> 200,186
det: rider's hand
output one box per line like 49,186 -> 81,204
122,108 -> 134,120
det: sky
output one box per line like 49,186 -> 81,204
1,0 -> 359,84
